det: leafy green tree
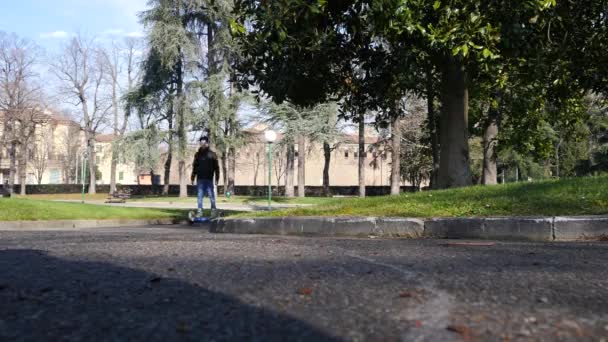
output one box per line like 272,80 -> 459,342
233,0 -> 559,189
139,0 -> 199,197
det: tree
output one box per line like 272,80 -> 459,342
102,38 -> 142,194
140,0 -> 197,198
129,46 -> 177,195
52,35 -> 111,194
258,101 -> 305,197
58,123 -> 83,184
260,101 -> 342,197
308,103 -> 343,197
233,0 -> 567,190
0,32 -> 43,195
120,126 -> 162,181
30,125 -> 52,184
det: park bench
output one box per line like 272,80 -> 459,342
0,184 -> 11,198
105,188 -> 132,203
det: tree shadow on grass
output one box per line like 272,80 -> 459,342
0,249 -> 340,342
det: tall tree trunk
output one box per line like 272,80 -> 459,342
110,79 -> 119,194
555,140 -> 562,178
298,135 -> 306,197
110,149 -> 118,192
87,136 -> 96,194
390,116 -> 402,196
482,116 -> 498,185
437,59 -> 472,189
162,103 -> 174,196
176,55 -> 187,198
8,141 -> 16,195
285,143 -> 295,197
358,112 -> 366,198
228,146 -> 236,195
163,147 -> 173,196
427,75 -> 439,189
323,142 -> 331,197
221,151 -> 228,190
18,144 -> 27,195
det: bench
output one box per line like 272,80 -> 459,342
0,185 -> 10,198
105,189 -> 132,203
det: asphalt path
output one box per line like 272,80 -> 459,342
1,226 -> 607,341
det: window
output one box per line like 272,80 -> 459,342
354,152 -> 358,158
295,151 -> 299,157
344,151 -> 349,158
49,169 -> 61,184
119,172 -> 124,181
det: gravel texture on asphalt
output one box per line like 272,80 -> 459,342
1,226 -> 607,341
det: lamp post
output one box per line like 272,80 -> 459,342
265,130 -> 277,210
81,151 -> 88,204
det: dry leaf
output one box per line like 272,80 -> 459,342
297,287 -> 313,296
447,325 -> 472,340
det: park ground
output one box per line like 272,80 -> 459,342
0,226 -> 607,341
2,175 -> 608,221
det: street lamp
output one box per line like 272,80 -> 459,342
265,130 -> 277,209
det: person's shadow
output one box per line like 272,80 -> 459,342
0,249 -> 339,341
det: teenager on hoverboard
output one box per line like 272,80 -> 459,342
190,136 -> 220,221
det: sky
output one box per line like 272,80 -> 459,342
0,0 -> 288,132
0,0 -> 148,53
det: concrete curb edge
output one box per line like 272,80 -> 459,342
2,216 -> 607,241
210,216 -> 608,241
0,218 -> 187,231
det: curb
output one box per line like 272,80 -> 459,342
0,218 -> 186,231
211,216 -> 608,241
211,217 -> 424,238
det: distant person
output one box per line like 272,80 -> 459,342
190,136 -> 220,217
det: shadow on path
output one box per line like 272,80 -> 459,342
0,249 -> 340,341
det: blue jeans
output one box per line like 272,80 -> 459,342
197,179 -> 216,210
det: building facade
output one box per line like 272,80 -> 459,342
1,115 -> 411,188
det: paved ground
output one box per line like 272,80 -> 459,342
56,200 -> 309,212
1,226 -> 607,341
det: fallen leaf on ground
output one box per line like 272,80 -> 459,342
399,289 -> 428,299
447,325 -> 472,340
297,287 -> 313,296
415,320 -> 423,328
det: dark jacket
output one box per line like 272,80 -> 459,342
191,147 -> 220,182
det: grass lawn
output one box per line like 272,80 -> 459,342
235,176 -> 608,218
15,193 -> 110,201
0,198 -> 189,221
132,195 -> 329,206
16,194 -> 326,206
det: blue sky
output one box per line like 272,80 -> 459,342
0,0 -> 148,52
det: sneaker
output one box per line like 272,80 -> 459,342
210,209 -> 218,219
196,209 -> 203,217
